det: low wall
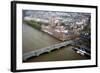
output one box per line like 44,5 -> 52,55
23,40 -> 73,61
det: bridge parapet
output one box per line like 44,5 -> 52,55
23,40 -> 73,61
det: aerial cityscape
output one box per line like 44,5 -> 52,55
22,10 -> 91,62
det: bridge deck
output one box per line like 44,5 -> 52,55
23,40 -> 73,61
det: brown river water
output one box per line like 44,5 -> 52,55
22,24 -> 89,63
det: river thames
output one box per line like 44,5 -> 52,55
22,24 -> 89,63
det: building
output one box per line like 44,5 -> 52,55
41,16 -> 79,41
